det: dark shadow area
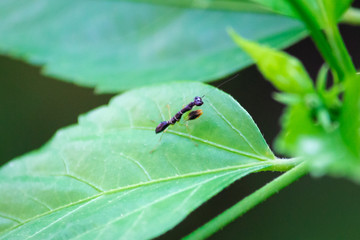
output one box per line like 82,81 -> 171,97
0,56 -> 113,165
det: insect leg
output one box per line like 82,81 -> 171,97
150,130 -> 166,153
177,110 -> 202,147
166,104 -> 172,119
184,120 -> 198,147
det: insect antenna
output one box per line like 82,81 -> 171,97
202,73 -> 239,99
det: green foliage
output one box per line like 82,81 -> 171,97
230,1 -> 360,182
274,75 -> 360,181
296,130 -> 360,180
227,29 -> 358,181
0,82 -> 288,239
283,0 -> 356,80
184,161 -> 307,240
1,0 -> 360,239
228,29 -> 314,95
129,0 -> 270,12
251,0 -> 353,27
339,74 -> 360,158
0,0 -> 306,92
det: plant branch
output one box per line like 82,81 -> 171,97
324,22 -> 356,78
182,161 -> 309,240
288,0 -> 344,80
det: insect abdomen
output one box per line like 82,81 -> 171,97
155,121 -> 170,134
187,109 -> 203,120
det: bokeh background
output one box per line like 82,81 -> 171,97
1,6 -> 360,240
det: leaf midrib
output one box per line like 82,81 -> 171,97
53,126 -> 271,161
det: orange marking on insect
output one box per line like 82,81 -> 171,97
187,109 -> 203,121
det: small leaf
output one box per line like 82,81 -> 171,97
0,82 -> 278,239
315,64 -> 330,92
229,29 -> 314,94
0,0 -> 306,92
275,103 -> 322,155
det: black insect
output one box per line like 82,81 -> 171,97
154,73 -> 239,135
155,96 -> 203,134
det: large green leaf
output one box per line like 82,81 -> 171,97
130,0 -> 270,12
0,0 -> 306,92
0,82 -> 282,239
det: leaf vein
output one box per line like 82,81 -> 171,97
25,197 -> 101,240
117,210 -> 145,240
18,189 -> 52,211
173,184 -> 201,213
118,152 -> 152,181
55,127 -> 271,161
207,99 -> 262,156
2,161 -> 276,236
61,174 -> 104,192
150,127 -> 270,161
72,171 -> 234,239
0,213 -> 21,224
125,108 -> 134,128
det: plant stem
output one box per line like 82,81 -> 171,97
342,8 -> 360,26
182,161 -> 309,240
340,74 -> 360,157
288,0 -> 344,80
324,23 -> 356,77
265,157 -> 303,172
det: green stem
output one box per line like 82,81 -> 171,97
288,0 -> 344,80
342,8 -> 360,26
265,157 -> 303,172
324,23 -> 356,77
182,161 -> 309,240
340,74 -> 360,157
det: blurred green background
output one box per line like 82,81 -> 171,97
1,15 -> 360,240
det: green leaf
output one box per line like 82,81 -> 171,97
130,0 -> 271,13
0,82 -> 281,239
229,29 -> 314,95
275,103 -> 322,155
251,0 -> 353,28
342,7 -> 360,26
0,0 -> 306,92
